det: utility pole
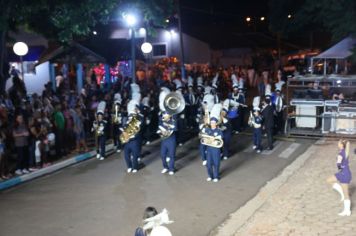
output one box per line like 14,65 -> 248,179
177,0 -> 186,79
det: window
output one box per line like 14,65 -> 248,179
152,43 -> 167,58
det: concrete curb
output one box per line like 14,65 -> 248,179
0,135 -> 183,192
210,143 -> 318,236
0,144 -> 115,191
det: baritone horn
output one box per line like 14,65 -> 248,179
200,133 -> 223,148
163,92 -> 186,115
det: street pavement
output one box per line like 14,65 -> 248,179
0,133 -> 312,236
215,139 -> 356,236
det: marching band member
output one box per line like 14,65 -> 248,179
199,94 -> 215,166
185,76 -> 197,129
211,73 -> 220,103
249,97 -> 263,154
122,93 -> 142,173
229,77 -> 246,133
157,87 -> 178,175
202,103 -> 224,182
157,111 -> 177,175
112,93 -> 123,153
92,101 -> 107,161
221,99 -> 238,160
196,76 -> 204,95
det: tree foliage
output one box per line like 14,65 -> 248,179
0,0 -> 174,92
269,0 -> 356,41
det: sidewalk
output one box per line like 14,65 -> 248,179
213,139 -> 356,236
0,144 -> 115,191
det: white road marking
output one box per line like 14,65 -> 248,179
242,144 -> 255,153
278,143 -> 301,159
261,141 -> 283,155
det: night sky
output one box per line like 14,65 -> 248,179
179,0 -> 330,50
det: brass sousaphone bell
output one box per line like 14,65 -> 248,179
163,92 -> 186,116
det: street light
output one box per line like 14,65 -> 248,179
141,42 -> 153,81
260,16 -> 265,21
124,13 -> 137,27
141,42 -> 153,54
246,17 -> 251,22
288,14 -> 292,19
13,42 -> 28,81
123,13 -> 138,82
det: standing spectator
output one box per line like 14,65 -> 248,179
13,114 -> 30,175
53,103 -> 65,157
62,101 -> 74,151
0,125 -> 9,179
71,106 -> 88,153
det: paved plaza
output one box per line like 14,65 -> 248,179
214,139 -> 356,236
0,134 -> 312,236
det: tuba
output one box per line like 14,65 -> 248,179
119,115 -> 141,144
158,92 -> 185,139
163,92 -> 186,116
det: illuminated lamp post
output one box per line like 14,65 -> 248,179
13,42 -> 28,82
123,13 -> 138,82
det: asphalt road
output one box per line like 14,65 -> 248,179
0,133 -> 313,236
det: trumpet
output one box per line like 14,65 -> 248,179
200,133 -> 223,148
248,111 -> 254,127
112,104 -> 121,124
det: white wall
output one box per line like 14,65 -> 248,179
7,62 -> 50,95
148,30 -> 211,64
25,62 -> 50,95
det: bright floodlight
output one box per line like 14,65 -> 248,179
124,13 -> 137,27
13,42 -> 28,56
141,42 -> 153,54
246,17 -> 251,22
139,27 -> 146,36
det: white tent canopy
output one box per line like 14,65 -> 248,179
313,37 -> 356,59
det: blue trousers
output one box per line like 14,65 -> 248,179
206,147 -> 221,179
97,135 -> 106,157
112,124 -> 121,149
160,135 -> 176,171
199,143 -> 207,161
253,128 -> 262,150
124,139 -> 139,169
223,130 -> 231,157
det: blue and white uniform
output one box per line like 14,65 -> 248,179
204,127 -> 223,180
122,114 -> 143,171
92,119 -> 107,159
252,113 -> 263,152
158,113 -> 177,173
